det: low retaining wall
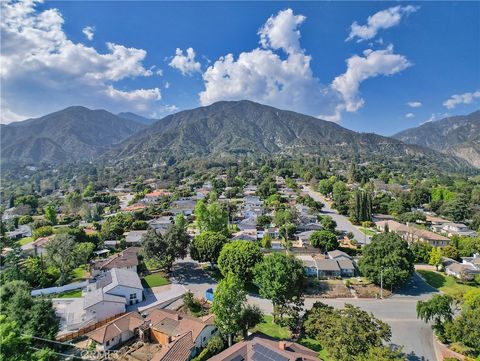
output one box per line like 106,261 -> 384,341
31,281 -> 88,296
433,333 -> 468,361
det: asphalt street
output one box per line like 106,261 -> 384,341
172,259 -> 439,361
304,186 -> 370,244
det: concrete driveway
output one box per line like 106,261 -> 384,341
304,186 -> 369,244
172,259 -> 438,361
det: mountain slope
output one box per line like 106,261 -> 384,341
1,106 -> 145,166
117,112 -> 156,125
393,111 -> 480,168
108,100 -> 471,171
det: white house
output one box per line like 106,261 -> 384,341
124,230 -> 148,246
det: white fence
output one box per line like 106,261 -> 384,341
31,281 -> 89,296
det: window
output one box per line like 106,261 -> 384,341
130,293 -> 137,299
106,341 -> 110,346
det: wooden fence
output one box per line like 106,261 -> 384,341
57,312 -> 126,342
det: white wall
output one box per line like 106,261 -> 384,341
86,301 -> 125,323
106,285 -> 143,305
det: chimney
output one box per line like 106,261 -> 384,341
278,341 -> 286,350
173,314 -> 180,321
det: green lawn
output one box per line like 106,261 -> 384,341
359,227 -> 376,236
142,273 -> 171,288
71,266 -> 89,282
54,289 -> 83,298
417,270 -> 478,299
17,237 -> 34,246
251,315 -> 290,339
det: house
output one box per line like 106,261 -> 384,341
86,267 -> 143,306
375,220 -> 450,247
208,332 -> 318,361
372,214 -> 395,222
442,257 -> 479,281
438,223 -> 477,238
243,185 -> 257,196
21,235 -> 54,256
6,225 -> 32,240
297,222 -> 322,232
170,199 -> 196,216
142,190 -> 173,204
294,230 -> 315,247
90,247 -> 140,277
149,216 -> 175,231
315,259 -> 341,278
146,309 -> 217,361
243,206 -> 263,219
327,250 -> 352,261
122,203 -> 147,213
461,253 -> 480,271
88,312 -> 144,351
124,230 -> 148,245
265,227 -> 280,239
337,259 -> 355,277
237,217 -> 257,232
297,255 -> 318,277
231,231 -> 257,242
244,196 -> 262,207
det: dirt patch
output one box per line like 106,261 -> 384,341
305,279 -> 352,298
352,283 -> 391,298
110,342 -> 162,361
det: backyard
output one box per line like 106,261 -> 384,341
53,289 -> 83,298
417,270 -> 478,299
142,272 -> 171,288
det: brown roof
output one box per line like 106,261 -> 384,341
208,333 -> 318,361
376,220 -> 449,242
146,309 -> 214,342
151,331 -> 195,361
92,247 -> 140,271
87,312 -> 144,344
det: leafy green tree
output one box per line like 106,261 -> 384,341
441,194 -> 471,222
410,242 -> 433,263
0,315 -> 31,361
141,229 -> 175,271
428,247 -> 443,271
132,220 -> 148,230
358,232 -> 414,289
442,244 -> 459,260
319,215 -> 337,233
18,215 -> 33,225
444,305 -> 480,353
218,241 -> 263,282
350,190 -> 372,224
44,205 -> 57,226
318,177 -> 335,196
64,191 -> 83,214
304,302 -> 391,361
260,233 -> 272,248
73,242 -> 96,265
238,304 -> 263,338
257,215 -> 272,228
14,195 -> 38,211
417,294 -> 453,333
397,211 -> 426,224
212,273 -> 246,346
309,230 -> 338,254
195,200 -> 229,235
45,233 -> 77,285
463,289 -> 480,309
82,181 -> 95,197
32,226 -> 54,240
23,257 -> 59,288
190,231 -> 228,265
354,346 -> 405,361
254,253 -> 305,322
332,180 -> 349,215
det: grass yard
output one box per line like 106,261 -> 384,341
417,270 -> 478,299
359,227 -> 377,236
17,236 -> 34,246
71,265 -> 89,282
142,273 -> 171,288
298,337 -> 332,361
54,289 -> 83,298
251,315 -> 290,339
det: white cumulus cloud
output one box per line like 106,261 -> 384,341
443,90 -> 480,109
347,5 -> 419,42
406,101 -> 422,108
332,45 -> 411,112
0,0 -> 168,123
199,9 -> 411,122
82,25 -> 94,40
405,112 -> 414,118
169,47 -> 201,76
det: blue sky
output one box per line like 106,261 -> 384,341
1,1 -> 479,135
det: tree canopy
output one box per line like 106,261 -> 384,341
190,231 -> 228,265
217,240 -> 263,282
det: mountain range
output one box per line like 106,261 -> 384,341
1,106 -> 145,165
1,101 -> 478,172
393,111 -> 480,168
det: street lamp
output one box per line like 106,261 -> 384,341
380,267 -> 384,299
